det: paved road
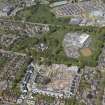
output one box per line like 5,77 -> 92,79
0,49 -> 26,57
0,18 -> 61,27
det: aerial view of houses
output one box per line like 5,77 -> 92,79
0,0 -> 105,105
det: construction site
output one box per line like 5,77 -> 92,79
25,64 -> 81,98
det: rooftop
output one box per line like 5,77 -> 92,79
64,32 -> 90,48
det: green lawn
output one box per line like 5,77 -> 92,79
15,4 -> 70,25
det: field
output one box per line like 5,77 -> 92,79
15,5 -> 70,25
80,48 -> 92,57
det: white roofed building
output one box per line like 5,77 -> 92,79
64,33 -> 89,48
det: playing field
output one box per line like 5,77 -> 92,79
80,48 -> 92,57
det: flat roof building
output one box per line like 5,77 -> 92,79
64,33 -> 90,48
50,1 -> 68,7
70,18 -> 82,25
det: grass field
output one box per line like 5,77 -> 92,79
80,48 -> 92,57
15,4 -> 70,25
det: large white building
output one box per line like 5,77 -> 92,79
64,33 -> 89,48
